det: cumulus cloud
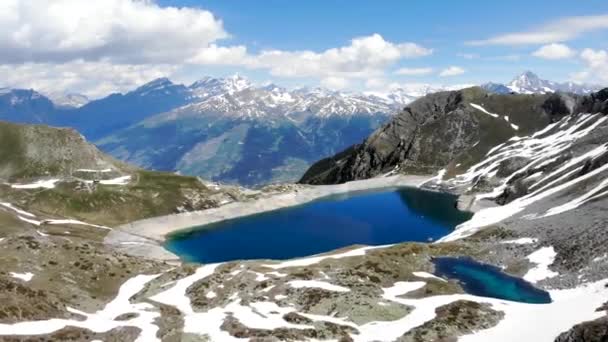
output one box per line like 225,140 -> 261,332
0,0 -> 229,64
320,76 -> 350,90
572,48 -> 608,84
248,34 -> 432,79
0,60 -> 181,98
394,67 -> 434,76
468,14 -> 608,45
439,66 -> 465,77
0,1 -> 433,96
532,43 -> 575,60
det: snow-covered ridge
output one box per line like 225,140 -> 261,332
506,71 -> 601,95
179,78 -> 417,119
436,111 -> 608,240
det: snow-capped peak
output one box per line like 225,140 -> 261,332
134,78 -> 176,96
189,74 -> 253,100
506,71 -> 601,95
48,93 -> 90,109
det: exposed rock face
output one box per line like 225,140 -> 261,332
300,87 -> 556,184
555,317 -> 608,342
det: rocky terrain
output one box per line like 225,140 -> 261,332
0,86 -> 607,341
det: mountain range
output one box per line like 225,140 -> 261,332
482,71 -> 602,95
0,72 -> 603,186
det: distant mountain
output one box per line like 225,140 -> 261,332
0,88 -> 56,124
500,71 -> 600,95
97,76 -> 413,186
48,93 -> 90,109
57,78 -> 193,139
480,82 -> 512,94
3,71 -> 600,186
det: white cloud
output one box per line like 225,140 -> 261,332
468,14 -> 608,45
248,34 -> 432,80
532,43 -> 575,60
394,67 -> 434,76
365,78 -> 388,89
320,76 -> 349,90
0,60 -> 180,98
0,0 -> 229,64
0,1 -> 434,96
572,48 -> 608,84
439,66 -> 465,77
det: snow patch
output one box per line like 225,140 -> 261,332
412,272 -> 447,282
500,238 -> 538,245
10,179 -> 60,189
524,246 -> 559,283
470,103 -> 500,118
10,272 -> 34,282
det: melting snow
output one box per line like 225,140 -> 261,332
0,274 -> 164,341
10,179 -> 60,189
262,246 -> 378,269
0,202 -> 36,217
100,175 -> 131,185
18,216 -> 41,226
412,272 -> 447,282
470,103 -> 500,118
441,113 -> 608,241
10,272 -> 34,282
524,247 -> 559,283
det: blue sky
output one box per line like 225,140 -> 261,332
1,0 -> 607,96
158,0 -> 608,86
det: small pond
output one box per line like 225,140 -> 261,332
433,257 -> 552,304
166,187 -> 472,263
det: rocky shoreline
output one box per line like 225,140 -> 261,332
105,174 -> 432,261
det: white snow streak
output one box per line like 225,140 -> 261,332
524,247 -> 559,283
10,179 -> 60,189
10,272 -> 34,282
287,280 -> 351,292
470,103 -> 500,118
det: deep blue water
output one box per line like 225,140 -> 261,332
433,257 -> 552,304
166,187 -> 472,263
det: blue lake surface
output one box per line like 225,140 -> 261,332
166,187 -> 472,263
433,257 -> 552,304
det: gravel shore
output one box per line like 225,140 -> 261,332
105,174 -> 432,260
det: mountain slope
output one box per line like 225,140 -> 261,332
0,120 -> 132,181
0,120 -> 255,227
97,81 -> 401,186
48,93 -> 90,109
0,88 -> 57,124
58,78 -> 193,140
300,87 -> 564,184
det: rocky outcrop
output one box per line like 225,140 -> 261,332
0,120 -> 132,181
555,316 -> 608,342
300,87 -> 558,185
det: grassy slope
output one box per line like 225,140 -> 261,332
2,170 -> 228,227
